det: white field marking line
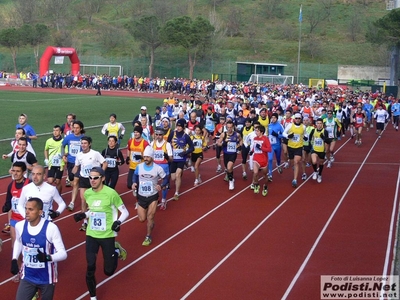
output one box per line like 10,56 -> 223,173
0,96 -> 88,102
281,136 -> 381,299
76,140 -> 354,299
386,167 -> 400,280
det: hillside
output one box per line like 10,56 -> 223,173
0,0 -> 392,80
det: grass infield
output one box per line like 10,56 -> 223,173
0,90 -> 161,176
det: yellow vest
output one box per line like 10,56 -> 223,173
288,124 -> 305,149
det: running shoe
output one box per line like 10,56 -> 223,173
190,166 -> 195,172
142,236 -> 152,247
277,166 -> 283,174
312,172 -> 317,180
301,173 -> 307,180
306,163 -> 311,167
358,140 -> 362,146
115,241 -> 127,260
229,179 -> 235,190
216,165 -> 222,173
173,193 -> 179,200
65,178 -> 71,187
317,175 -> 322,183
250,183 -> 255,190
194,179 -> 199,186
291,179 -> 297,188
32,292 -> 39,300
160,199 -> 167,211
67,202 -> 74,211
242,172 -> 247,180
330,155 -> 335,162
268,175 -> 273,182
79,223 -> 87,231
262,185 -> 268,197
2,223 -> 10,234
396,126 -> 398,131
283,162 -> 289,169
327,161 -> 332,168
254,184 -> 260,194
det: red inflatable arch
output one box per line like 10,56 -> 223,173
39,46 -> 80,77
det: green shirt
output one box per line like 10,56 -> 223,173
84,185 -> 124,239
44,137 -> 64,168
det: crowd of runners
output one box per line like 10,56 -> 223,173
0,82 -> 397,299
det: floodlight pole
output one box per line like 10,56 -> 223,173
297,4 -> 302,84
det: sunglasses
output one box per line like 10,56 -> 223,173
89,176 -> 102,180
155,133 -> 163,136
295,118 -> 301,119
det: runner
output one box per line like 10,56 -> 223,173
101,136 -> 125,189
309,118 -> 327,183
190,125 -> 208,186
267,113 -> 284,182
44,125 -> 64,194
323,110 -> 342,168
352,106 -> 366,145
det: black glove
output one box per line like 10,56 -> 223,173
73,212 -> 86,222
237,145 -> 242,152
126,157 -> 130,165
111,220 -> 121,232
118,159 -> 124,166
161,183 -> 170,190
105,130 -> 109,136
2,203 -> 10,213
249,150 -> 254,156
48,210 -> 60,219
303,136 -> 308,142
271,131 -> 279,137
11,259 -> 19,275
255,144 -> 261,150
164,152 -> 169,160
178,151 -> 187,157
37,249 -> 51,262
133,154 -> 143,160
287,133 -> 294,139
119,135 -> 124,140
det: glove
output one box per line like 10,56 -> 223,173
161,183 -> 170,190
271,131 -> 279,137
303,136 -> 308,142
255,144 -> 261,150
133,154 -> 143,160
37,249 -> 51,262
287,133 -> 294,139
48,210 -> 60,219
44,159 -> 49,166
237,145 -> 242,152
73,212 -> 86,222
249,150 -> 254,156
119,135 -> 123,140
111,220 -> 121,232
10,259 -> 19,275
105,130 -> 109,135
178,151 -> 187,157
164,152 -> 169,160
126,157 -> 130,165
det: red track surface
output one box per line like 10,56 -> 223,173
0,87 -> 399,299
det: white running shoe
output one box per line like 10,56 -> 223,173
216,165 -> 222,173
301,173 -> 307,180
312,172 -> 317,180
197,175 -> 202,184
327,161 -> 332,168
242,172 -> 247,179
190,166 -> 195,172
330,155 -> 335,162
194,179 -> 199,186
250,183 -> 255,190
283,162 -> 289,169
229,179 -> 235,190
317,175 -> 322,183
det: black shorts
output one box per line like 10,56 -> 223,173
67,162 -> 80,180
170,161 -> 185,174
223,153 -> 237,166
191,152 -> 203,163
311,150 -> 325,160
325,138 -> 335,144
79,176 -> 91,189
137,193 -> 159,209
303,145 -> 311,154
47,166 -> 63,180
376,122 -> 385,130
287,147 -> 303,159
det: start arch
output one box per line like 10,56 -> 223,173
39,46 -> 80,77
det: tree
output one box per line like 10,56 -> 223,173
366,9 -> 400,86
15,0 -> 38,24
160,16 -> 214,79
22,24 -> 49,72
0,27 -> 25,75
126,16 -> 162,78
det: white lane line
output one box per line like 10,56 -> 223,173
281,137 -> 380,299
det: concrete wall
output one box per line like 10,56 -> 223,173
338,65 -> 390,81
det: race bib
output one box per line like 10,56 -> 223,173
227,142 -> 236,153
292,134 -> 300,142
356,117 -> 363,124
154,150 -> 164,161
11,197 -> 19,213
41,202 -> 51,219
193,138 -> 202,149
314,138 -> 323,147
82,164 -> 93,177
326,127 -> 334,138
173,149 -> 183,159
70,144 -> 80,156
23,247 -> 45,269
106,158 -> 116,168
90,212 -> 106,231
140,181 -> 154,196
51,154 -> 61,166
269,136 -> 277,144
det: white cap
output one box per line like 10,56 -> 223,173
294,113 -> 302,119
143,146 -> 154,158
141,106 -> 147,110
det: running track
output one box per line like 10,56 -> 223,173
0,88 -> 398,299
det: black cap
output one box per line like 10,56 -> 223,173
90,167 -> 105,176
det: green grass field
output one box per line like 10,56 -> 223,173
0,90 -> 161,177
